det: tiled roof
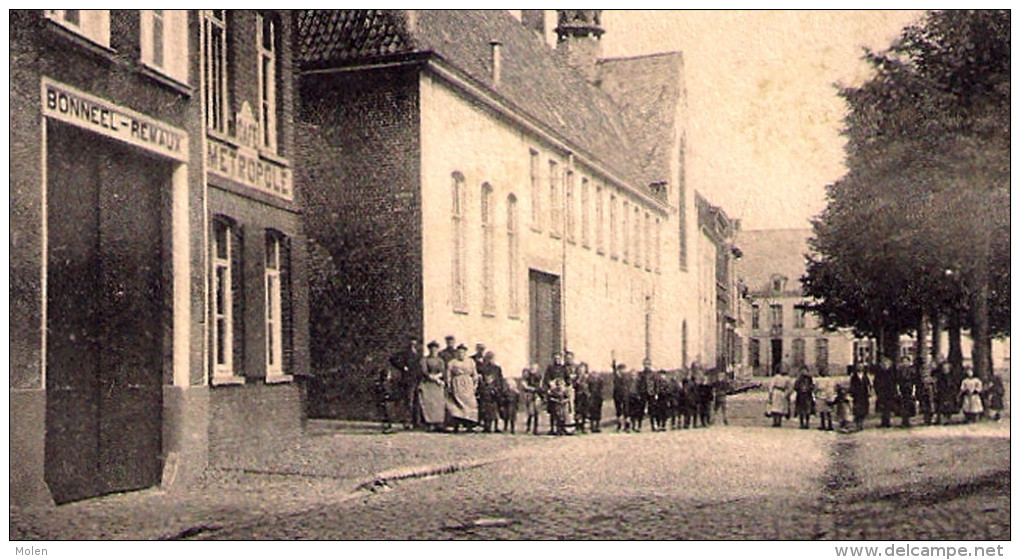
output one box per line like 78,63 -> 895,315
297,10 -> 678,196
735,229 -> 814,295
597,52 -> 685,188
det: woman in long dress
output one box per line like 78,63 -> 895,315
959,367 -> 984,423
766,365 -> 792,427
445,344 -> 479,432
793,367 -> 815,429
418,341 -> 447,431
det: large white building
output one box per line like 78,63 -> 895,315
297,9 -> 731,396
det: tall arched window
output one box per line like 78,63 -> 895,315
622,200 -> 630,263
481,183 -> 495,315
565,170 -> 575,243
507,194 -> 520,318
580,177 -> 590,248
451,172 -> 467,312
609,194 -> 617,259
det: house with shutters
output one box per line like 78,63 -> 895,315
296,9 -> 736,400
10,9 -> 308,506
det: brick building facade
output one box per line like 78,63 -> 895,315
10,10 -> 308,507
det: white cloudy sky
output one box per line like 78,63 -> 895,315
596,10 -> 924,230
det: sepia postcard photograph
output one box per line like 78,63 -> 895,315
7,6 -> 1010,549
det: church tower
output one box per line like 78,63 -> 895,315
554,10 -> 604,82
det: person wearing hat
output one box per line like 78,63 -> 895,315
471,343 -> 487,369
445,343 -> 479,432
388,335 -> 421,430
542,352 -> 568,434
438,335 -> 458,367
476,351 -> 504,432
418,341 -> 447,431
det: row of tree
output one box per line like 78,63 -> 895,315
804,10 -> 1009,380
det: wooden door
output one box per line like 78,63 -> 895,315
528,270 -> 561,373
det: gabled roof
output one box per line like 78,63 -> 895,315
596,52 -> 685,189
736,229 -> 814,296
297,10 -> 678,198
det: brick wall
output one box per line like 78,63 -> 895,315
298,65 -> 424,409
207,383 -> 304,468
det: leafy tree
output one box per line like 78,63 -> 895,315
804,10 -> 1009,375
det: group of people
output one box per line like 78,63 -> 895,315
379,335 -> 738,436
765,356 -> 1006,432
380,335 -> 519,434
610,360 -> 733,433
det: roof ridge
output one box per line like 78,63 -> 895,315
597,51 -> 684,64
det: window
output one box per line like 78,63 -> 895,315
609,194 -> 618,259
481,183 -> 495,315
682,320 -> 689,367
46,10 -> 110,46
549,160 -> 561,238
595,184 -> 604,253
203,10 -> 228,133
749,338 -> 761,369
622,200 -> 629,263
212,217 -> 241,382
794,306 -> 807,329
751,304 -> 760,330
451,173 -> 467,312
772,275 -> 786,293
507,195 -> 520,318
816,338 -> 829,373
257,12 -> 278,152
529,150 -> 541,231
265,233 -> 285,378
628,204 -> 636,267
141,10 -> 188,83
770,304 -> 783,332
792,339 -> 806,368
679,193 -> 687,270
580,177 -> 590,248
565,170 -> 575,243
644,212 -> 652,272
655,217 -> 661,273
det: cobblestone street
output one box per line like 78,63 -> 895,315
11,399 -> 1009,541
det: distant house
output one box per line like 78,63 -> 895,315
295,9 -> 732,403
734,229 -> 855,376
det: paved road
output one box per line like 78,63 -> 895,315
210,427 -> 831,539
206,421 -> 1009,540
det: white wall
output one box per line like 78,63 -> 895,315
418,71 -> 701,377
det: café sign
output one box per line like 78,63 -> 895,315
207,102 -> 292,201
41,77 -> 188,162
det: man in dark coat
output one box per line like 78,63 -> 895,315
682,372 -> 698,429
476,351 -> 504,432
896,357 -> 916,428
471,343 -> 487,369
850,364 -> 871,431
438,335 -> 458,367
612,363 -> 630,432
586,370 -> 605,433
696,368 -> 714,428
542,352 -> 568,434
933,360 -> 956,425
388,335 -> 421,429
873,357 -> 898,428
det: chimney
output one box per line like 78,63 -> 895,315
554,10 -> 604,83
521,9 -> 546,38
489,41 -> 502,87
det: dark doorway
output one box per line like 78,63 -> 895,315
771,338 -> 783,374
45,122 -> 165,504
529,270 -> 561,373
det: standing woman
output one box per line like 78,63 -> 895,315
934,360 -> 956,425
419,341 -> 447,432
445,344 -> 479,433
766,364 -> 792,427
850,364 -> 871,431
959,366 -> 984,423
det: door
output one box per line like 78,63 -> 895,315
771,338 -> 783,374
45,122 -> 165,504
529,270 -> 561,373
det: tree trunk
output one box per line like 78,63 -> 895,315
930,311 -> 942,364
881,327 -> 900,364
915,310 -> 928,378
971,257 -> 990,380
948,309 -> 963,377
